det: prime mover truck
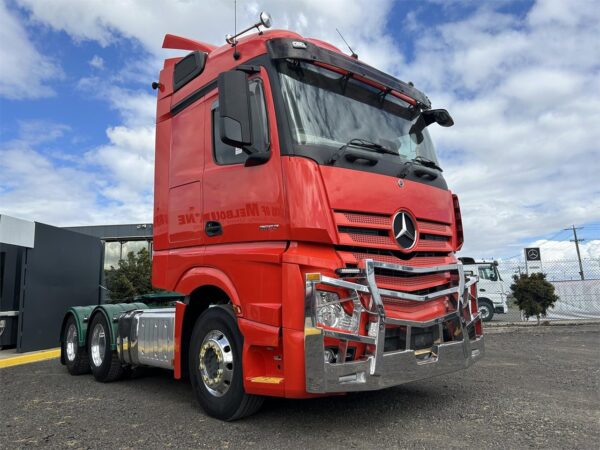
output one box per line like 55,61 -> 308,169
60,12 -> 484,420
460,258 -> 509,321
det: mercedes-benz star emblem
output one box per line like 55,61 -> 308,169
392,211 -> 417,250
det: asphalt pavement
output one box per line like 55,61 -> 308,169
1,325 -> 599,449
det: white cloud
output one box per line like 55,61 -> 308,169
528,239 -> 600,262
89,54 -> 104,69
0,129 -> 153,226
86,124 -> 155,206
0,0 -> 62,99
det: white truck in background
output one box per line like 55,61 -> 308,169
459,258 -> 508,322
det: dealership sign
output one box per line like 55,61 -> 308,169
525,247 -> 543,274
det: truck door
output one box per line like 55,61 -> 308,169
166,98 -> 208,247
478,266 -> 502,305
202,70 -> 287,247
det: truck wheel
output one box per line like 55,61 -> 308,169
189,305 -> 264,421
88,313 -> 124,382
478,299 -> 494,322
62,315 -> 90,375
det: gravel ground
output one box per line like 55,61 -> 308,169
1,325 -> 599,449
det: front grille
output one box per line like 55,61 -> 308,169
375,272 -> 451,292
334,209 -> 453,253
333,209 -> 456,310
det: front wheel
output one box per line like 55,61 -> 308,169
478,300 -> 494,322
189,305 -> 264,421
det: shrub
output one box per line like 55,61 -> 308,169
510,272 -> 559,324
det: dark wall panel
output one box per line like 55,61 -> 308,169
18,223 -> 102,352
0,244 -> 25,347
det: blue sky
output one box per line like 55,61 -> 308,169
1,0 -> 599,260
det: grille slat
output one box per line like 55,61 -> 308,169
343,212 -> 391,226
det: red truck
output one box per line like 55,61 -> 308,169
60,12 -> 484,421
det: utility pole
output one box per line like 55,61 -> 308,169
565,225 -> 585,280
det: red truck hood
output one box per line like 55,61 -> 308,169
318,165 -> 454,224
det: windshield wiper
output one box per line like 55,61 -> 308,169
328,138 -> 397,165
398,156 -> 443,179
412,156 -> 443,172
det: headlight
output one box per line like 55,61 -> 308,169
315,290 -> 360,333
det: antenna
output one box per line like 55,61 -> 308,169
233,0 -> 240,60
336,28 -> 358,59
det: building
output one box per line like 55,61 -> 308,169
65,223 -> 153,270
1,215 -> 102,352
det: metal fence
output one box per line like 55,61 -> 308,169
491,259 -> 600,322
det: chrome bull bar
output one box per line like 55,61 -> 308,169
304,259 -> 484,393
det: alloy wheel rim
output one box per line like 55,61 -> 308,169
91,323 -> 106,367
199,330 -> 234,397
481,305 -> 490,319
66,324 -> 78,362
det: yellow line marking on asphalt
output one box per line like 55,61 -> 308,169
0,348 -> 61,369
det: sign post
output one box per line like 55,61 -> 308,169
524,247 -> 543,274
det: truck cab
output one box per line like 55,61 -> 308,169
60,14 -> 484,421
460,258 -> 508,321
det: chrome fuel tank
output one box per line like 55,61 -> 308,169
117,308 -> 175,369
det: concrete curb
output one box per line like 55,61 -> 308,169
0,348 -> 60,369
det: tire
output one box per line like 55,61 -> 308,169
478,299 -> 494,322
62,315 -> 90,375
189,305 -> 264,421
88,313 -> 124,382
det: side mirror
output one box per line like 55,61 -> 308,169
218,70 -> 253,150
422,109 -> 454,127
409,108 -> 454,144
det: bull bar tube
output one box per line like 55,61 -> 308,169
304,259 -> 484,393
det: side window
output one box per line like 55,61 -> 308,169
213,79 -> 269,165
478,267 -> 498,281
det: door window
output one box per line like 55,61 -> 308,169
478,267 -> 498,281
212,79 -> 269,165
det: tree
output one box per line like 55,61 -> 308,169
511,272 -> 559,324
105,248 -> 162,302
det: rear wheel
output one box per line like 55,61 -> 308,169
478,299 -> 494,322
189,305 -> 264,421
88,313 -> 124,382
62,315 -> 90,375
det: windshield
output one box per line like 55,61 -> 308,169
478,266 -> 499,282
277,61 -> 440,165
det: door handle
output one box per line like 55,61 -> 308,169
479,288 -> 486,292
205,221 -> 222,237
